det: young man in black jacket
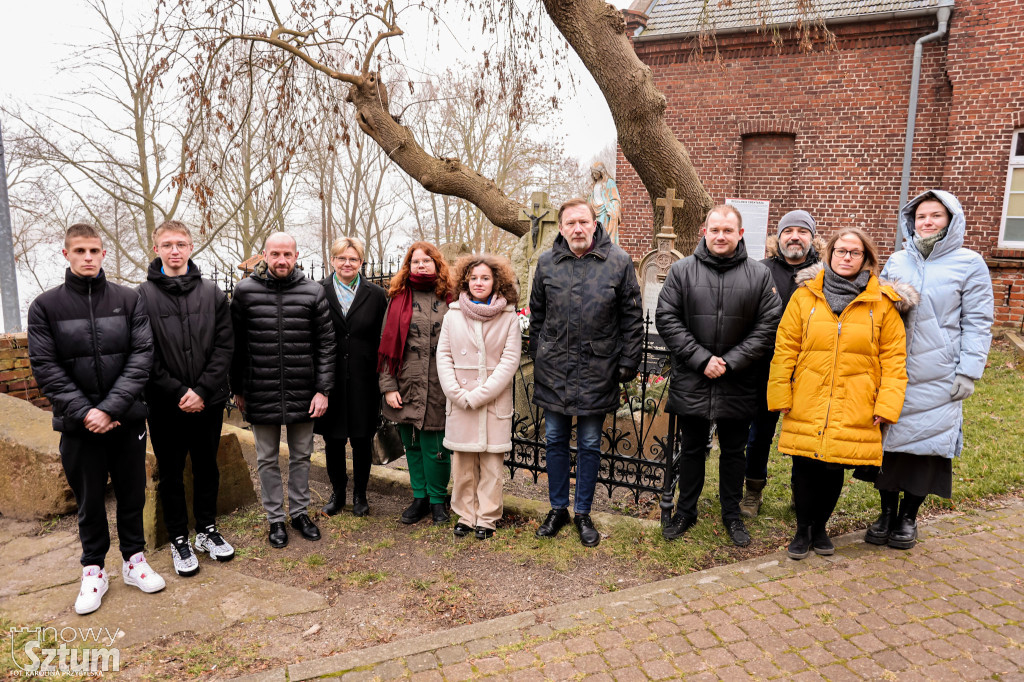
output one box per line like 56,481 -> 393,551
656,206 -> 782,546
138,220 -> 235,576
28,223 -> 164,615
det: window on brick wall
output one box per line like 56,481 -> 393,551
1000,129 -> 1024,247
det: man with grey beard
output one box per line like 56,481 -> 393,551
740,210 -> 820,517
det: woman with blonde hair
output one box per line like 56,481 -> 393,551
437,254 -> 521,540
769,227 -> 916,560
378,241 -> 453,524
314,237 -> 387,517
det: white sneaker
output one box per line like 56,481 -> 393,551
170,536 -> 200,577
75,566 -> 108,615
122,552 -> 166,593
194,525 -> 235,562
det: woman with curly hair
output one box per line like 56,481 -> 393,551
378,242 -> 453,525
437,254 -> 522,540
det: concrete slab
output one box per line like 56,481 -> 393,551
0,531 -> 81,599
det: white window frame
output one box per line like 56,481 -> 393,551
999,128 -> 1024,248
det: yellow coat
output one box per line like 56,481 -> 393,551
767,265 -> 912,466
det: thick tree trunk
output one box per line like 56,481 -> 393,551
346,74 -> 526,237
543,0 -> 713,254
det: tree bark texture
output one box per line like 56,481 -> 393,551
542,0 -> 713,254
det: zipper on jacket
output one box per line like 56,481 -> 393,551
870,309 -> 874,343
88,279 -> 105,396
277,290 -> 286,418
710,270 -> 725,420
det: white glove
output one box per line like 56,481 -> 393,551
949,374 -> 975,401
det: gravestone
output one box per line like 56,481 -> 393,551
511,192 -> 559,307
638,188 -> 685,358
439,241 -> 473,266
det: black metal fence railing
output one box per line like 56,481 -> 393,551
208,263 -> 687,524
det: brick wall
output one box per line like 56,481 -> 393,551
0,333 -> 49,408
619,0 -> 1024,331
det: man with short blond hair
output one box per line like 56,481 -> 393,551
138,220 -> 236,576
29,224 -> 164,615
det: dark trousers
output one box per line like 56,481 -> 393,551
60,421 -> 148,568
324,436 -> 372,497
744,403 -> 780,480
148,403 -> 225,539
676,416 -> 750,523
791,456 -> 845,530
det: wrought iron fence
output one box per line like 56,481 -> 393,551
509,315 -> 687,525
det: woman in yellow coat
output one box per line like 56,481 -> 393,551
768,227 -> 915,560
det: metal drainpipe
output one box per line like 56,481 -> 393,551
895,5 -> 952,251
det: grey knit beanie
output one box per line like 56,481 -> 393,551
777,210 -> 816,237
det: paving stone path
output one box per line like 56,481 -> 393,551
239,500 -> 1024,681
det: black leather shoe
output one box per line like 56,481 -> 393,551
352,494 -> 369,517
453,522 -> 473,537
812,525 -> 835,555
400,498 -> 430,525
431,502 -> 450,524
662,513 -> 698,540
787,526 -> 812,560
535,508 -> 570,538
574,514 -> 601,547
322,491 -> 345,516
888,515 -> 918,549
290,513 -> 321,541
268,522 -> 288,548
475,526 -> 494,540
726,518 -> 751,547
865,492 -> 899,545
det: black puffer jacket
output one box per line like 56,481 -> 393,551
229,261 -> 336,425
529,224 -> 643,416
138,259 -> 233,407
656,238 -> 781,420
28,268 -> 153,432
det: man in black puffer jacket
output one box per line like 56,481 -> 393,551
138,220 -> 235,576
529,198 -> 643,547
231,232 -> 336,549
656,205 -> 781,547
28,223 -> 162,615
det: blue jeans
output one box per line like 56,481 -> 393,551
544,411 -> 604,515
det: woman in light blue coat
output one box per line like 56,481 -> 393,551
864,190 -> 994,550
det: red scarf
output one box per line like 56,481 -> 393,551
377,273 -> 438,376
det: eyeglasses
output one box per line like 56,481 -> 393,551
833,248 -> 864,260
332,257 -> 361,264
157,241 -> 192,251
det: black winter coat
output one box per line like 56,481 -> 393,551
314,275 -> 388,440
229,261 -> 336,425
28,268 -> 153,432
137,258 -> 233,407
529,224 -> 643,416
656,239 -> 781,420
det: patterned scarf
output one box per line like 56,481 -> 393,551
914,226 -> 949,260
459,291 -> 507,322
333,272 -> 359,316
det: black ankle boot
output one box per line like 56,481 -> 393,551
431,502 -> 450,524
889,493 -> 925,550
811,523 -> 834,555
352,493 -> 369,517
400,497 -> 430,524
322,491 -> 345,516
865,490 -> 899,545
787,525 -> 812,560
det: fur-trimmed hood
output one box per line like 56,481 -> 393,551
765,233 -> 827,260
795,262 -> 920,314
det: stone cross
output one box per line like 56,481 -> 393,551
512,191 -> 560,307
654,187 -> 686,242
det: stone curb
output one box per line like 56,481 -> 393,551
1005,331 -> 1024,359
220,423 -> 662,533
230,509 -> 965,681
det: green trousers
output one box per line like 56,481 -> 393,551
398,424 -> 451,504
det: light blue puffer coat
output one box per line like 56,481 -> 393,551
881,190 -> 994,458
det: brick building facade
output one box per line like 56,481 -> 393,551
616,0 -> 1024,330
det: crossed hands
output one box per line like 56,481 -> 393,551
84,408 -> 120,434
179,388 -> 205,413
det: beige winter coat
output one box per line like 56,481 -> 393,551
436,302 -> 522,453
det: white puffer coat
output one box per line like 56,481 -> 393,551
881,190 -> 994,458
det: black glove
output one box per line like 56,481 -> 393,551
617,366 -> 638,384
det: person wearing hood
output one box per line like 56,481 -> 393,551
231,232 -> 336,549
740,210 -> 822,518
864,191 -> 994,550
529,198 -> 643,547
768,227 -> 915,560
138,221 -> 236,576
657,205 -> 782,546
